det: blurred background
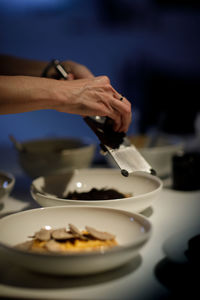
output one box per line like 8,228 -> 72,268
0,0 -> 200,170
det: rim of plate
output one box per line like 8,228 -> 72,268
31,170 -> 163,203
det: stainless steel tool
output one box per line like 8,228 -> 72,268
84,116 -> 155,177
51,59 -> 156,177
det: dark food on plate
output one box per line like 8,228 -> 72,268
15,224 -> 118,254
65,188 -> 132,200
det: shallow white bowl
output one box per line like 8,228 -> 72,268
0,170 -> 15,201
31,168 -> 163,213
16,137 -> 96,178
0,206 -> 152,275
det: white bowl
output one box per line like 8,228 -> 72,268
0,206 -> 152,275
31,168 -> 163,213
0,171 -> 15,201
16,137 -> 96,178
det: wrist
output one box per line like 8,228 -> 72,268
37,77 -> 69,111
41,59 -> 69,79
21,76 -> 58,111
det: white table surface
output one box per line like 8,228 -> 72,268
0,170 -> 200,300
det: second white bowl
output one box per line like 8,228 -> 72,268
31,168 -> 163,212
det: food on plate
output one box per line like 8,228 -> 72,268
64,188 -> 132,200
15,223 -> 118,254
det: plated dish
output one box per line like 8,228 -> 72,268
15,223 -> 118,254
31,168 -> 163,213
0,206 -> 152,275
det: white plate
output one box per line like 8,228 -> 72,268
0,206 -> 152,275
31,168 -> 163,213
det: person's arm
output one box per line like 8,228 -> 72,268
0,55 -> 94,79
0,55 -> 48,77
0,75 -> 131,132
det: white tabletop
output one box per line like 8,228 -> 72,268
0,172 -> 200,300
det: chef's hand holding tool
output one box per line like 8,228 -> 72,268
45,59 -> 156,177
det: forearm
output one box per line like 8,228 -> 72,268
0,55 -> 94,79
0,55 -> 48,77
0,76 -> 56,114
0,75 -> 132,132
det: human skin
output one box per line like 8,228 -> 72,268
0,55 -> 132,132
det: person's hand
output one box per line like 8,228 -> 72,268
0,74 -> 132,132
62,60 -> 94,80
52,60 -> 132,132
55,75 -> 132,132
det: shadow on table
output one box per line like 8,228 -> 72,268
140,206 -> 153,218
155,257 -> 200,299
0,255 -> 142,290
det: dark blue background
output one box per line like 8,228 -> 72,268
0,0 -> 200,145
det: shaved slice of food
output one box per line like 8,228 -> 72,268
85,226 -> 115,240
51,228 -> 73,240
15,224 -> 118,254
35,228 -> 51,241
69,223 -> 87,240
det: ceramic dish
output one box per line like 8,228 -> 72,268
12,137 -> 96,178
0,206 -> 152,275
0,170 -> 15,201
31,168 -> 163,213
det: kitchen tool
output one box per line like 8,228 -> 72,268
84,116 -> 155,176
52,60 -> 155,176
106,135 -> 183,178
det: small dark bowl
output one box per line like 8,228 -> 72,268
172,152 -> 200,191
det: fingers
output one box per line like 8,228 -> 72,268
100,93 -> 131,133
111,98 -> 132,132
63,60 -> 94,79
90,77 -> 132,132
60,74 -> 132,132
